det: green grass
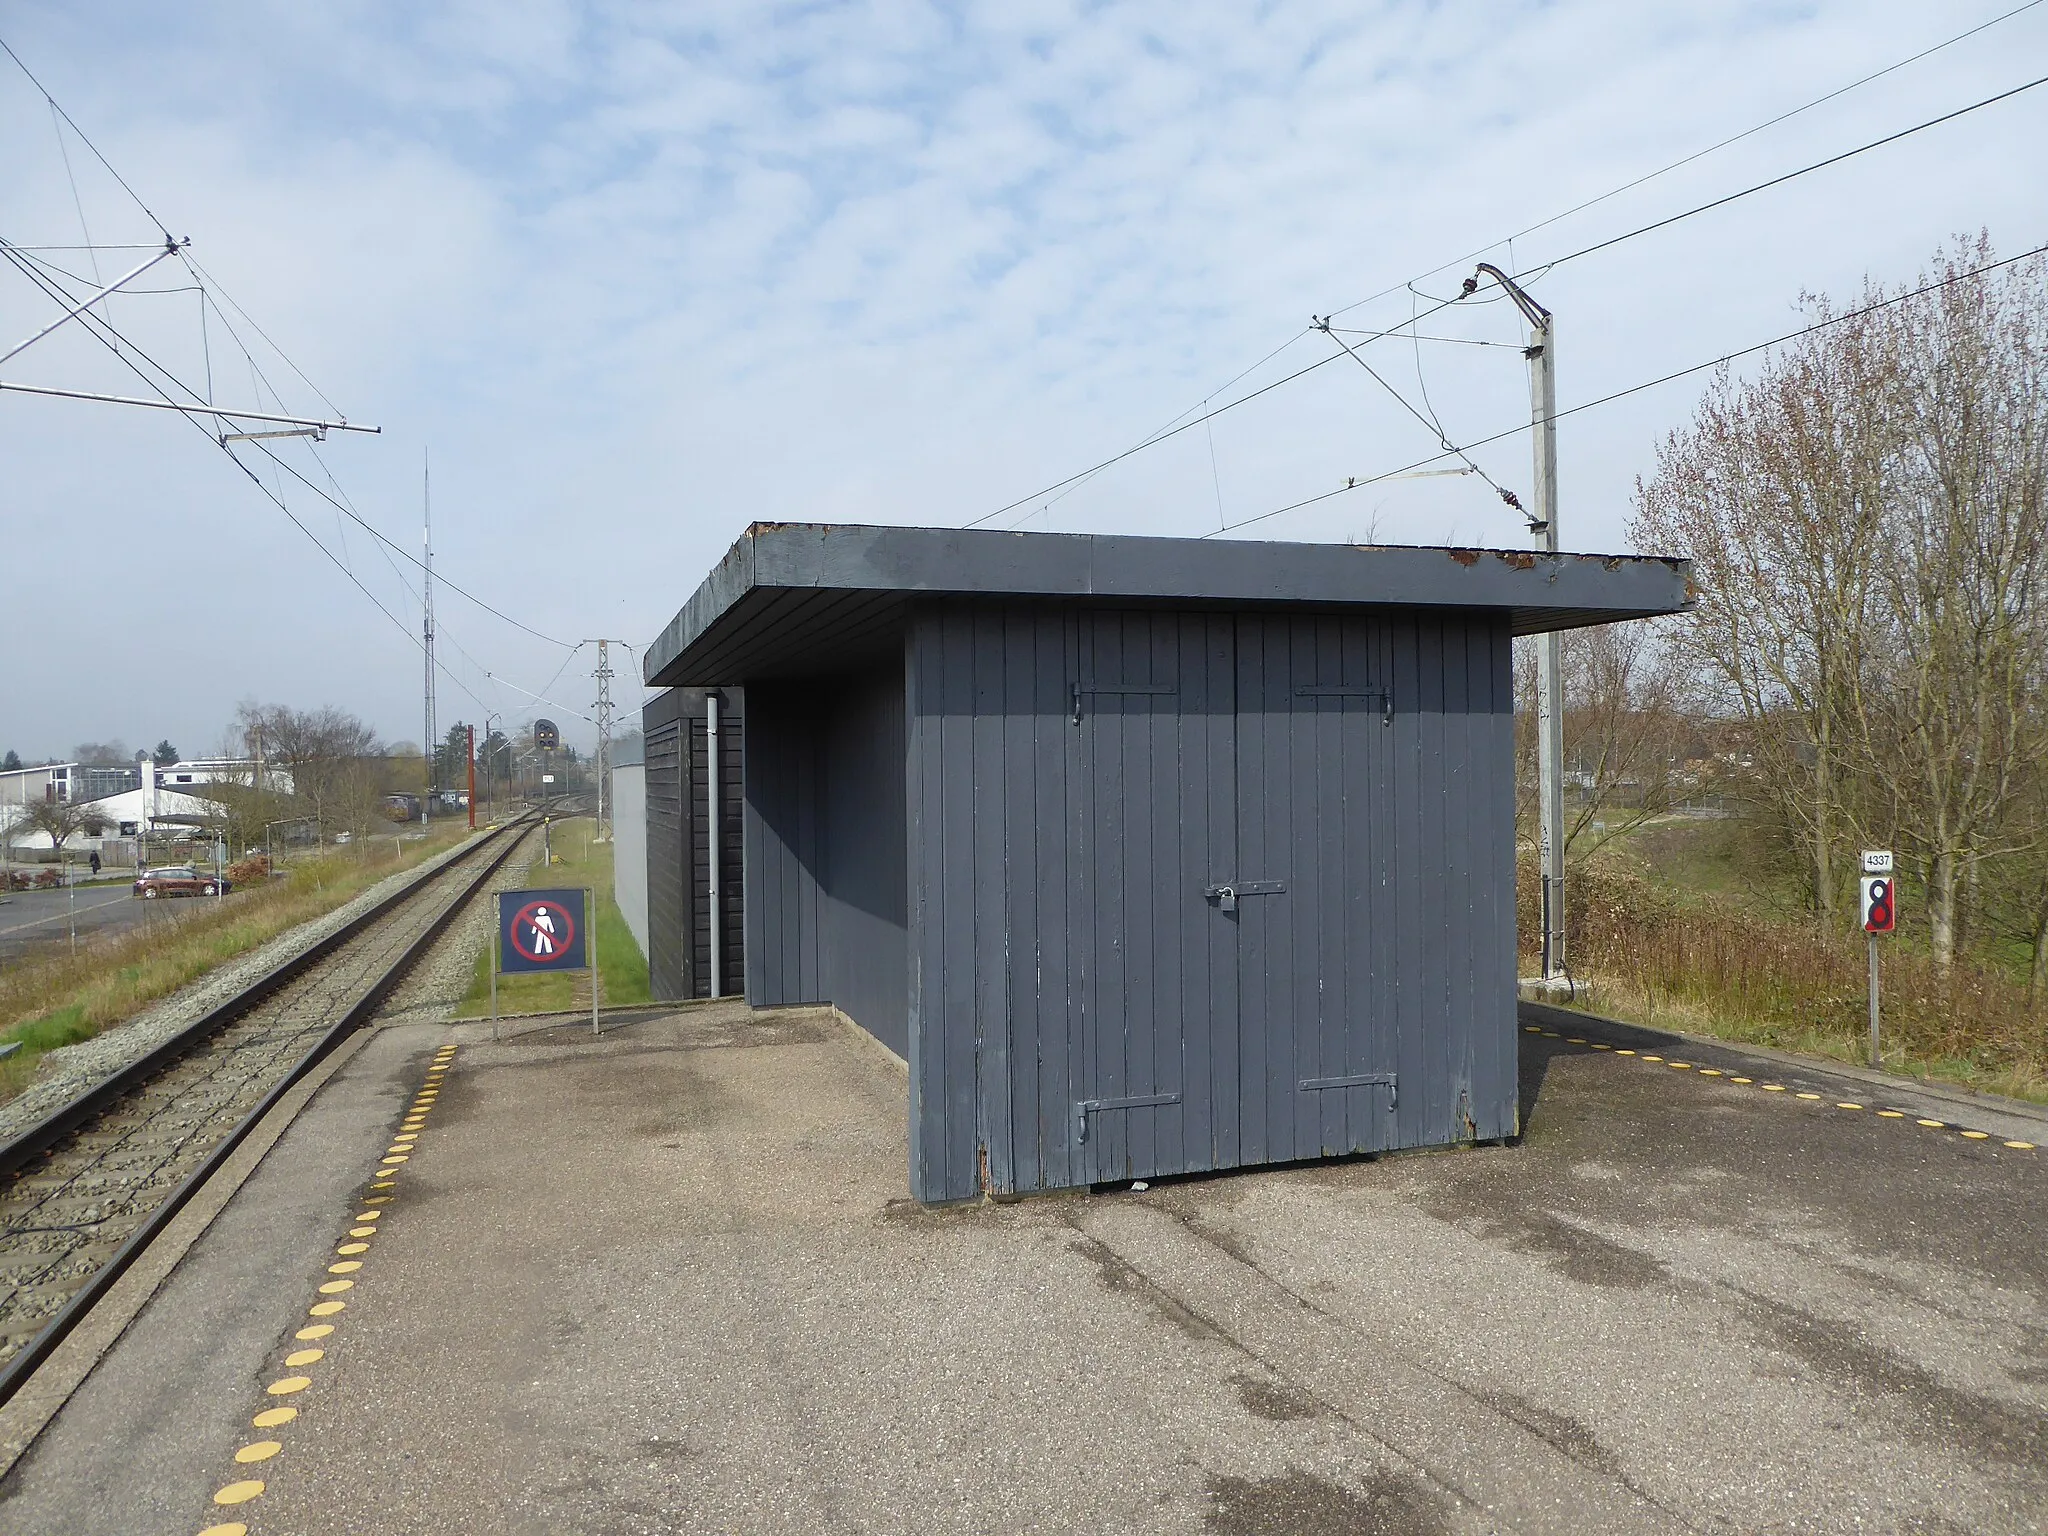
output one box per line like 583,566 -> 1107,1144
454,818 -> 650,1018
1,823 -> 479,1102
1525,822 -> 2048,1104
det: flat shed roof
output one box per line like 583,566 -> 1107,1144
645,522 -> 1693,686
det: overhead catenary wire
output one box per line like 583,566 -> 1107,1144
964,48 -> 2048,533
1203,238 -> 2048,540
0,34 -> 175,242
0,240 -> 512,718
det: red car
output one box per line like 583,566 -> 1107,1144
133,865 -> 231,899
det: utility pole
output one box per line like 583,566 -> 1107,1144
592,640 -> 614,843
422,450 -> 436,828
1469,264 -> 1567,987
467,724 -> 477,831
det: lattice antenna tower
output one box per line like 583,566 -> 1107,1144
593,639 -> 614,842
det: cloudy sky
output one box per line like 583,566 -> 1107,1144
3,0 -> 2044,761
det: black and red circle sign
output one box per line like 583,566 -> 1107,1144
1862,876 -> 1896,934
498,887 -> 588,973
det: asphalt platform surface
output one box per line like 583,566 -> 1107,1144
1,1001 -> 2042,1535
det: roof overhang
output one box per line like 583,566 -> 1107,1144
644,523 -> 1694,687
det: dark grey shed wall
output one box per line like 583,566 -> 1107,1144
903,600 -> 1515,1204
641,687 -> 746,1002
742,664 -> 910,1057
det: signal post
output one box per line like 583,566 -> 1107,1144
1860,850 -> 1897,1067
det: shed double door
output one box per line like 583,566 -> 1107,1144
1070,611 -> 1397,1184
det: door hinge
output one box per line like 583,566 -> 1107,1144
1294,683 -> 1394,725
1298,1071 -> 1397,1106
1071,680 -> 1175,724
1075,1092 -> 1181,1143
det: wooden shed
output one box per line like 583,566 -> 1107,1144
642,523 -> 1691,1203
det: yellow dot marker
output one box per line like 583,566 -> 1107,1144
1566,1037 -> 1586,1045
337,1242 -> 370,1255
363,1196 -> 392,1205
381,1158 -> 409,1168
393,1133 -> 418,1142
1541,1030 -> 1561,1038
296,1324 -> 334,1341
253,1406 -> 297,1428
1835,1102 -> 1862,1110
1699,1068 -> 1722,1077
1917,1119 -> 1945,1128
1796,1092 -> 1822,1100
349,1226 -> 377,1238
214,1480 -> 265,1505
1523,1025 -> 1543,1034
235,1440 -> 282,1463
371,1181 -> 396,1191
285,1348 -> 324,1367
2005,1140 -> 2036,1150
355,1210 -> 381,1221
1731,1076 -> 1752,1083
266,1376 -> 312,1396
1961,1130 -> 1991,1140
1762,1084 -> 1786,1092
1616,1049 -> 1636,1057
1640,1055 -> 1663,1063
1591,1043 -> 1612,1051
1667,1062 -> 1691,1070
318,1280 -> 354,1294
199,1523 -> 249,1536
1877,1110 -> 1905,1118
386,1146 -> 411,1156
309,1301 -> 345,1317
329,1261 -> 362,1274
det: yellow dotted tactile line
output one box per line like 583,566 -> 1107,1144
195,1043 -> 459,1536
1522,1025 -> 2037,1153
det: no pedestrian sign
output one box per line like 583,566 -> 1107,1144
498,887 -> 588,973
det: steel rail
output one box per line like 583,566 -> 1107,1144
0,812 -> 537,1407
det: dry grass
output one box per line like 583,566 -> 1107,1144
0,825 -> 474,1103
1524,858 -> 2048,1103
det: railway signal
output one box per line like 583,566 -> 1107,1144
1861,850 -> 1896,1066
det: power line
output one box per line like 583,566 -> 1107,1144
1205,239 -> 2048,539
1323,0 -> 2047,321
964,41 -> 2048,532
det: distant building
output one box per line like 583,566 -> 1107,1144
0,762 -> 78,806
153,758 -> 294,794
77,764 -> 142,801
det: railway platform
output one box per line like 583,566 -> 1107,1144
1,999 -> 2044,1535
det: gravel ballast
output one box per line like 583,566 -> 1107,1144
0,828 -> 514,1145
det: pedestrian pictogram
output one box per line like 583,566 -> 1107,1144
497,887 -> 588,974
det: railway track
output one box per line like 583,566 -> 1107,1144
0,812 -> 540,1403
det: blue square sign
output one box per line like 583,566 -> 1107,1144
498,887 -> 588,974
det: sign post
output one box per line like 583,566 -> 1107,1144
1860,850 -> 1896,1068
496,885 -> 598,1037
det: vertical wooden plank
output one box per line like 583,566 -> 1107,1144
972,604 -> 1010,1193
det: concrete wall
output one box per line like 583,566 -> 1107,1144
611,762 -> 648,964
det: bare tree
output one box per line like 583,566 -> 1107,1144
236,704 -> 383,839
1516,620 -> 1689,863
1633,237 -> 2048,970
7,798 -> 112,864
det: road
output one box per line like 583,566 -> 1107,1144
0,884 -> 157,965
1,1003 -> 2042,1534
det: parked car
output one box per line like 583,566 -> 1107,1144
133,865 -> 231,899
